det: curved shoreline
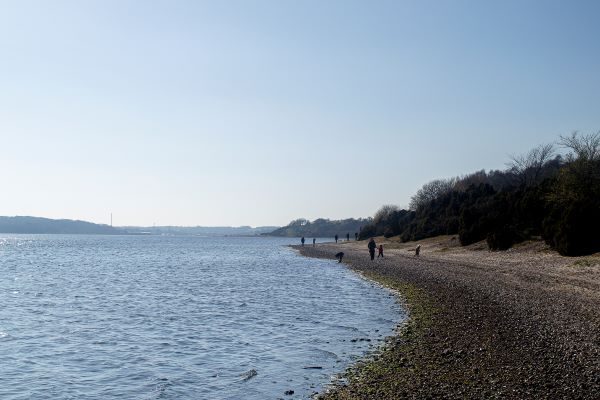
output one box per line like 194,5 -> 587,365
296,237 -> 600,399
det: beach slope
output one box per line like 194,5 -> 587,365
297,236 -> 600,399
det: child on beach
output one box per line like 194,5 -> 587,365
378,244 -> 384,258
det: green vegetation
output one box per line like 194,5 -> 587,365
359,132 -> 600,256
266,218 -> 370,238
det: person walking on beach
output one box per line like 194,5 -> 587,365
346,233 -> 350,241
335,234 -> 338,243
301,236 -> 305,246
355,232 -> 358,241
378,244 -> 384,258
312,238 -> 316,247
368,238 -> 377,261
415,244 -> 421,256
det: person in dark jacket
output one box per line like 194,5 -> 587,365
368,238 -> 377,260
378,244 -> 384,258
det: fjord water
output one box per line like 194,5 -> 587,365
0,235 -> 403,399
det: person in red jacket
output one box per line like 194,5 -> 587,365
378,244 -> 384,258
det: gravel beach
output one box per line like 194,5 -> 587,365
295,236 -> 600,399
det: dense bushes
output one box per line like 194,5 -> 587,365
487,225 -> 519,250
542,157 -> 600,255
543,201 -> 599,256
360,132 -> 600,256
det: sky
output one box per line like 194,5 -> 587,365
1,0 -> 599,227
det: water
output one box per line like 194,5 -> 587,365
0,235 -> 404,399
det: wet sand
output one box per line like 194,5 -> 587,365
295,236 -> 600,399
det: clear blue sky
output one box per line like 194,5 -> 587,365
1,0 -> 599,227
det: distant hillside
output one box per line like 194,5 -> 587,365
0,216 -> 125,234
123,225 -> 279,236
0,217 -> 278,236
265,218 -> 370,238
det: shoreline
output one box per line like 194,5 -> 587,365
296,236 -> 600,399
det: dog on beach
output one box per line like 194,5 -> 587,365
335,252 -> 344,263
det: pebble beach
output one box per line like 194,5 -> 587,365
296,236 -> 600,399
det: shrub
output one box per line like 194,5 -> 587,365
487,225 -> 519,250
383,226 -> 395,238
544,200 -> 600,256
458,184 -> 496,245
359,224 -> 377,240
543,156 -> 600,256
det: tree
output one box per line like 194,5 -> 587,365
543,132 -> 600,256
373,205 -> 399,224
288,218 -> 309,226
453,170 -> 488,191
409,178 -> 457,211
506,143 -> 555,187
559,131 -> 600,161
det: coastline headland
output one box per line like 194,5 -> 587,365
296,236 -> 600,399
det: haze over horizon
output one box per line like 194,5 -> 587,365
2,0 -> 599,227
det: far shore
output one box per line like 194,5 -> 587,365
295,235 -> 600,399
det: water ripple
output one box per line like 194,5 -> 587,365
0,235 -> 405,399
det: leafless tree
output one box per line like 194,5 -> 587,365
506,143 -> 555,186
373,204 -> 399,224
453,170 -> 488,192
559,131 -> 600,161
409,178 -> 457,211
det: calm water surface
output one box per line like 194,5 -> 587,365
0,235 -> 404,399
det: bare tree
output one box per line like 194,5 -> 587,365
506,143 -> 555,186
453,170 -> 488,192
559,131 -> 600,161
288,218 -> 309,226
373,204 -> 399,224
409,178 -> 457,211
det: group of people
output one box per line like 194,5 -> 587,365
301,235 -> 421,261
301,232 -> 360,247
367,237 -> 384,260
369,239 -> 420,259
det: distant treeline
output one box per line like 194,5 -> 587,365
359,132 -> 600,256
266,218 -> 370,238
0,216 -> 124,234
